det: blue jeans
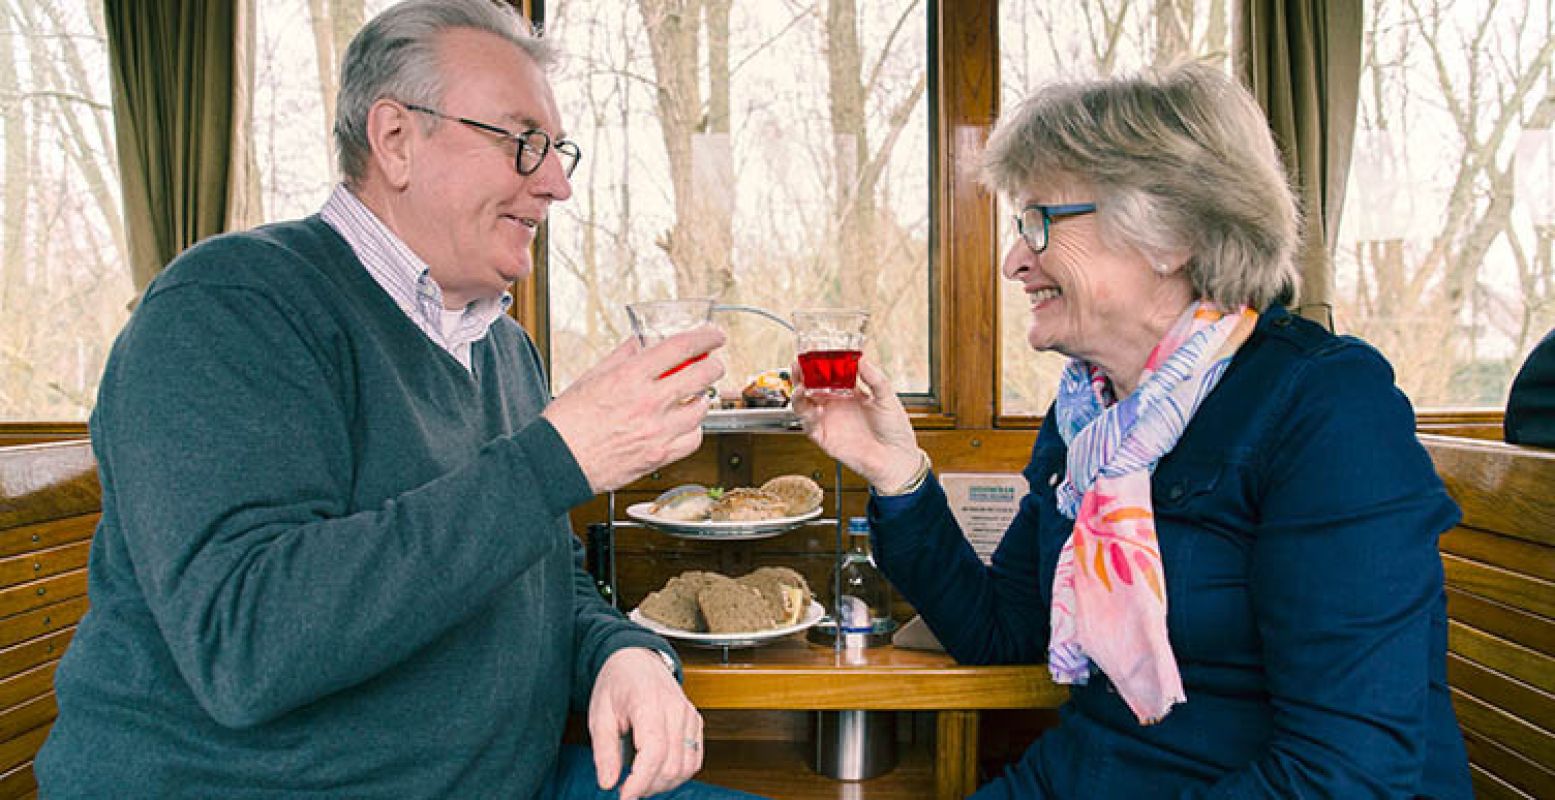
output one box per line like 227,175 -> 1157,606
536,744 -> 769,800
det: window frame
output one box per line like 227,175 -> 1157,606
0,0 -> 1503,443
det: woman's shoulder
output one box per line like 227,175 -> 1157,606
1243,305 -> 1395,383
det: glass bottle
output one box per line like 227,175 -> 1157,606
834,517 -> 894,643
584,522 -> 617,607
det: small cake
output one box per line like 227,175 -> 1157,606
741,369 -> 793,408
759,475 -> 824,516
736,566 -> 812,625
697,574 -> 778,633
708,487 -> 789,521
636,571 -> 714,631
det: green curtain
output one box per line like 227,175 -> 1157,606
1237,0 -> 1363,330
104,0 -> 239,291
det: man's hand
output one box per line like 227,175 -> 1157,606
588,647 -> 703,800
544,326 -> 726,493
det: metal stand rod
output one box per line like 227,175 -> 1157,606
605,491 -> 618,607
711,303 -> 795,331
833,459 -> 845,655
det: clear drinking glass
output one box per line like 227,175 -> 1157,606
792,309 -> 869,398
626,298 -> 715,376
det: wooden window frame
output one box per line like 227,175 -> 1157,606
0,0 -> 1498,443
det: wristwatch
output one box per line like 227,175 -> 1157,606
653,648 -> 678,675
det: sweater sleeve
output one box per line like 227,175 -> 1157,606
869,464 -> 1052,666
95,273 -> 597,728
1193,341 -> 1459,798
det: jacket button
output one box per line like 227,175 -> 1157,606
1274,316 -> 1292,327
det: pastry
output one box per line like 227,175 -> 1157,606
649,484 -> 716,521
758,475 -> 824,516
741,369 -> 792,408
708,487 -> 789,521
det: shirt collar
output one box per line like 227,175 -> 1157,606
319,184 -> 512,354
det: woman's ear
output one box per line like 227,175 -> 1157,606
1151,248 -> 1193,276
365,100 -> 415,190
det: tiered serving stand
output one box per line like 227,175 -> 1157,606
591,302 -> 855,663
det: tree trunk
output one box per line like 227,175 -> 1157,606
638,0 -> 735,300
309,0 -> 363,182
0,9 -> 30,315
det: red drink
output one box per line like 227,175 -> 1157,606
658,351 -> 709,378
798,349 -> 862,396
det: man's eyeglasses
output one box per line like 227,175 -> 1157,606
1014,203 -> 1097,253
404,103 -> 581,178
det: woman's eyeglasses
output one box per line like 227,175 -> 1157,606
1014,203 -> 1097,253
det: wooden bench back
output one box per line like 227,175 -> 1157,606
0,440 -> 98,800
1420,433 -> 1555,800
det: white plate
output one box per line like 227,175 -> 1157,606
631,600 -> 825,649
703,407 -> 801,431
625,502 -> 823,540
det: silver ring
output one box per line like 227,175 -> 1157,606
683,737 -> 700,751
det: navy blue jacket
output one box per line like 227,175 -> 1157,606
873,306 -> 1471,798
1505,327 -> 1555,447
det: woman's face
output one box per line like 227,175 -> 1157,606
1001,185 -> 1191,374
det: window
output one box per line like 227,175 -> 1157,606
543,1 -> 931,402
253,0 -> 401,223
1336,0 -> 1551,408
0,1 -> 132,422
995,0 -> 1230,417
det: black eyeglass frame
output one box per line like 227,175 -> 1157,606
404,102 -> 581,178
1014,202 -> 1097,253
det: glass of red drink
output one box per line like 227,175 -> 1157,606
793,309 -> 869,398
626,298 -> 715,377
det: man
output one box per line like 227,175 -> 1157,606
37,2 -> 757,798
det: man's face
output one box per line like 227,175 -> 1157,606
399,28 -> 572,308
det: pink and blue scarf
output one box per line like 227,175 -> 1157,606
1048,302 -> 1257,724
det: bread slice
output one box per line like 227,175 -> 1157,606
736,566 -> 813,625
697,574 -> 778,633
636,571 -> 714,632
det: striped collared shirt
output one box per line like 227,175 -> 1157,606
319,184 -> 512,371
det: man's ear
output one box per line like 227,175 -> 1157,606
366,100 -> 416,190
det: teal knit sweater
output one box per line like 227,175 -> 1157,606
37,217 -> 671,797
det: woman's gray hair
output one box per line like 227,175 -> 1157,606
983,62 -> 1300,309
334,0 -> 555,185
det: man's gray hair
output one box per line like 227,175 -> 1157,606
982,62 -> 1300,309
334,0 -> 556,185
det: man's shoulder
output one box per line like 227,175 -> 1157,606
150,217 -> 350,297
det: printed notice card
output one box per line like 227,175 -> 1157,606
939,472 -> 1029,564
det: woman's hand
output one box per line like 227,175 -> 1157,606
792,357 -> 923,491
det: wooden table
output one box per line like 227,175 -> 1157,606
678,637 -> 1066,799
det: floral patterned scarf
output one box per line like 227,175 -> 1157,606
1048,302 -> 1258,724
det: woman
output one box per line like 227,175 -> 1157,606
794,63 -> 1471,798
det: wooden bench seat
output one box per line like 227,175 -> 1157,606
1420,433 -> 1555,800
0,440 -> 99,800
4,434 -> 1552,799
